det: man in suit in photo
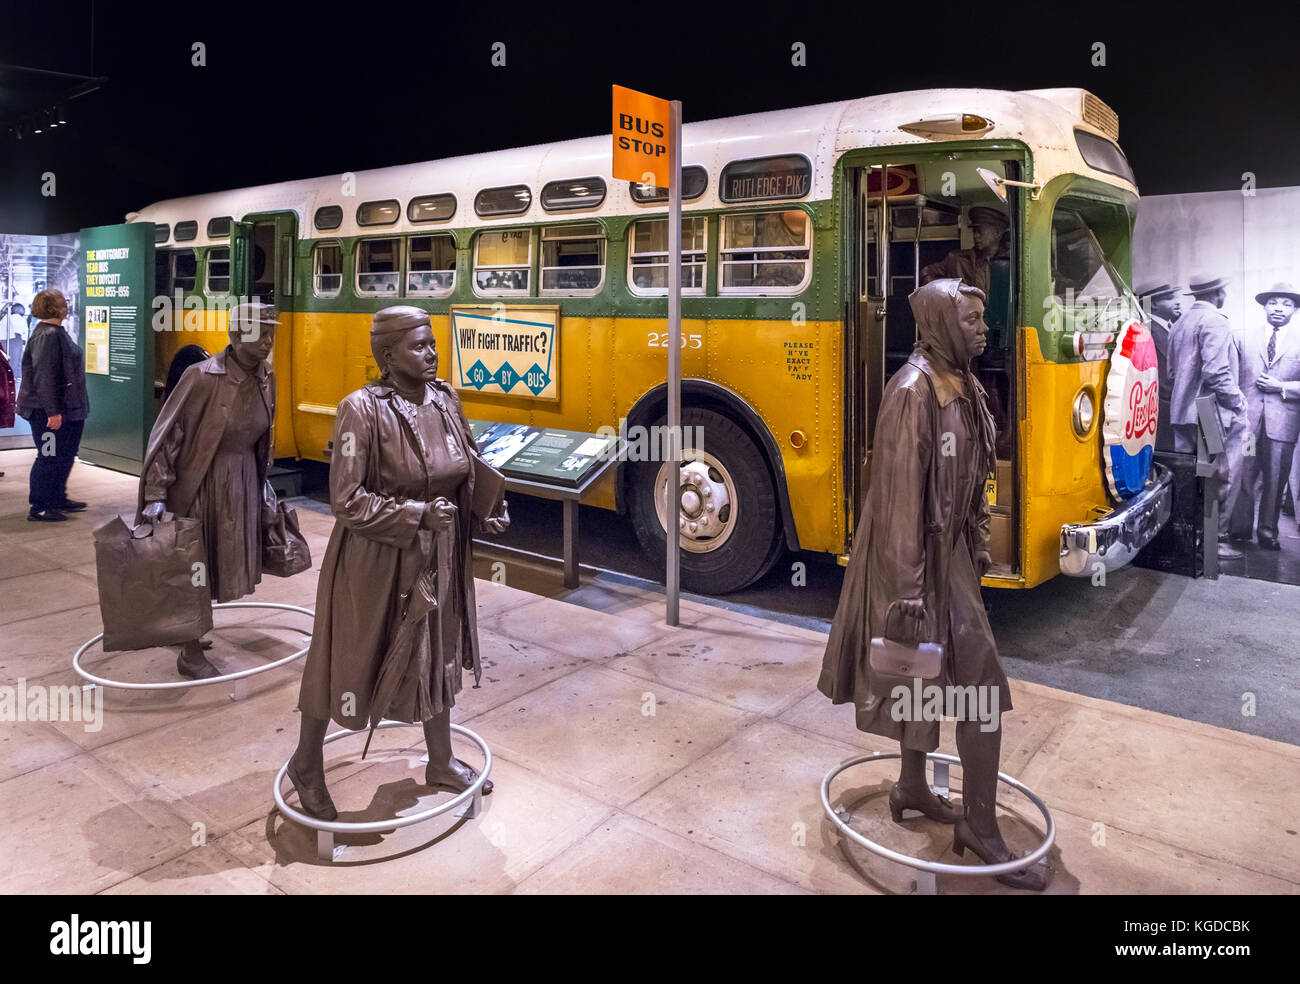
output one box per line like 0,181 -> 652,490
1168,274 -> 1248,559
1228,283 -> 1300,549
1138,282 -> 1185,450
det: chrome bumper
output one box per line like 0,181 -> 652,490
1059,463 -> 1173,577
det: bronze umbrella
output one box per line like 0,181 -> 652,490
360,547 -> 439,760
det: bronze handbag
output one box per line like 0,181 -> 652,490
260,482 -> 312,578
867,370 -> 951,699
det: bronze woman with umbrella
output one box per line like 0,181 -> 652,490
288,306 -> 508,820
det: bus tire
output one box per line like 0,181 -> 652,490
628,407 -> 782,595
164,344 -> 212,401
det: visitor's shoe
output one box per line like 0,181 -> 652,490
56,499 -> 87,512
1226,532 -> 1251,543
27,507 -> 67,522
1258,534 -> 1281,551
889,782 -> 960,824
286,759 -> 339,821
1217,542 -> 1244,560
953,818 -> 1049,891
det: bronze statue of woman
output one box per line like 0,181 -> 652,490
819,278 -> 1047,891
139,302 -> 279,679
287,306 -> 508,820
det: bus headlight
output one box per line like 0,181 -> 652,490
1073,389 -> 1095,437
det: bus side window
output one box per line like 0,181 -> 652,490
207,247 -> 231,294
314,242 -> 342,297
473,229 -> 533,295
407,234 -> 456,296
356,238 -> 401,296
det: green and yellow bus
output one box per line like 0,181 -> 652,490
133,85 -> 1170,594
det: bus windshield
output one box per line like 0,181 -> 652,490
1051,208 -> 1122,301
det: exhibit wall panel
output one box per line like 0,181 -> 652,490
78,222 -> 157,474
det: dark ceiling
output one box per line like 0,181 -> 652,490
2,0 -> 1299,235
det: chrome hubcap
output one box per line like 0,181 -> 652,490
654,450 -> 737,554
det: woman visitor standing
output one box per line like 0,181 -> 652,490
16,289 -> 89,522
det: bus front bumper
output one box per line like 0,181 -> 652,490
1059,463 -> 1173,577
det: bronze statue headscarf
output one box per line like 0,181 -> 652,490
913,278 -> 998,478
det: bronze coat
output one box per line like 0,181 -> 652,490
818,280 -> 1008,750
297,379 -> 482,730
136,346 -> 275,522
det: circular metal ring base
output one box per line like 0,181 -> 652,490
72,601 -> 314,691
821,751 -> 1054,879
273,720 -> 492,837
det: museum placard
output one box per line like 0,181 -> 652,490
451,305 -> 559,401
78,221 -> 156,473
469,419 -> 617,488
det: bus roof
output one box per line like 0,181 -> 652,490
135,87 -> 1134,248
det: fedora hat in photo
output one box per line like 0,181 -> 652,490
1188,273 -> 1231,295
1135,281 -> 1181,301
1254,282 -> 1300,306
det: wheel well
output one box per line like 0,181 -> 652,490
618,380 -> 799,552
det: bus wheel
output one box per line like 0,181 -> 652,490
628,407 -> 782,595
164,344 -> 211,401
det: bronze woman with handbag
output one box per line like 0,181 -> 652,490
819,278 -> 1046,891
287,306 -> 509,821
138,302 -> 289,679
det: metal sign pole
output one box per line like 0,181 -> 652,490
666,99 -> 682,626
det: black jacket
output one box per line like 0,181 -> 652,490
16,322 -> 90,421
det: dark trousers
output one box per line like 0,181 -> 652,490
1230,420 -> 1296,542
27,410 -> 84,510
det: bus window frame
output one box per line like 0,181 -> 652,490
170,247 -> 198,293
205,245 -> 231,296
313,240 -> 345,299
472,227 -> 535,297
626,214 -> 708,297
354,236 -> 404,298
717,207 -> 814,296
539,222 -> 606,297
405,233 -> 457,298
356,199 -> 402,228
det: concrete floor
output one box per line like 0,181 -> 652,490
1,449 -> 1297,894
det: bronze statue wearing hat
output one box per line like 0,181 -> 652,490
819,278 -> 1047,891
138,302 -> 280,679
920,205 -> 1009,297
287,305 -> 510,821
1228,283 -> 1300,549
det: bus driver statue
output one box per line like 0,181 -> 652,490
819,278 -> 1049,892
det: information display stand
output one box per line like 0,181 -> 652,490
469,419 -> 624,588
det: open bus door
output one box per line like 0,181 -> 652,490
232,211 -> 298,459
846,155 -> 1023,578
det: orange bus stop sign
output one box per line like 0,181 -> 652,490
612,84 -> 672,189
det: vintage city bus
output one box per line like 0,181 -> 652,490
131,86 -> 1170,594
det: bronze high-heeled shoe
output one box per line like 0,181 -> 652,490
287,759 -> 339,821
889,782 -> 960,824
952,817 -> 1048,891
426,761 -> 493,796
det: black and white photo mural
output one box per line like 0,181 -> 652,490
1136,187 -> 1300,585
